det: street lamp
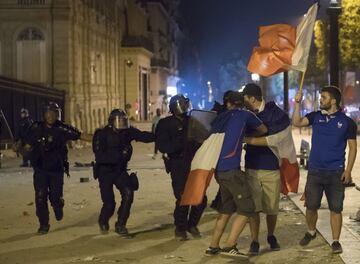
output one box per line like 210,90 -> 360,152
123,59 -> 133,113
207,81 -> 213,102
327,0 -> 342,87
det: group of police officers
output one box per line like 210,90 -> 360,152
13,95 -> 205,239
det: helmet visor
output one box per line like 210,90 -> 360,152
44,109 -> 61,125
173,98 -> 191,115
113,116 -> 129,130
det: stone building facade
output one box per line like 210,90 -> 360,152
0,0 -> 181,132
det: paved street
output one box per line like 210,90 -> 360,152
0,125 -> 357,263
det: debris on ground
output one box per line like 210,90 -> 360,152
350,209 -> 360,222
22,211 -> 30,216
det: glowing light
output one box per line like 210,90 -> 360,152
167,86 -> 177,97
251,73 -> 260,82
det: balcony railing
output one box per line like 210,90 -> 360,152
121,35 -> 154,53
17,0 -> 46,5
151,58 -> 170,69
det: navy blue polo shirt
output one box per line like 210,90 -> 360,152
245,102 -> 290,170
212,109 -> 263,172
306,111 -> 357,170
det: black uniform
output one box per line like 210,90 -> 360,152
15,116 -> 34,166
92,126 -> 154,232
26,120 -> 81,228
156,115 -> 207,234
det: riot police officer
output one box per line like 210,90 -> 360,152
92,109 -> 154,236
24,102 -> 88,234
15,108 -> 33,167
156,94 -> 207,241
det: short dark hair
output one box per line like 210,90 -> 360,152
241,83 -> 263,102
223,90 -> 233,105
321,86 -> 341,107
227,91 -> 243,107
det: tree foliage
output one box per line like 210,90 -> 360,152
339,0 -> 360,69
218,55 -> 250,94
314,0 -> 360,71
314,20 -> 328,71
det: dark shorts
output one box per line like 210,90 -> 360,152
215,169 -> 255,216
305,169 -> 345,213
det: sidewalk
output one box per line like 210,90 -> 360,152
290,127 -> 360,264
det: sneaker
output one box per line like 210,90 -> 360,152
98,221 -> 109,234
175,228 -> 188,241
54,208 -> 63,221
187,226 -> 201,238
299,232 -> 316,246
205,247 -> 221,256
37,224 -> 50,235
220,245 -> 249,259
331,241 -> 343,254
267,235 -> 280,251
248,241 -> 260,255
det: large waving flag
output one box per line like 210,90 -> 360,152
247,3 -> 318,77
180,133 -> 224,206
266,126 -> 300,194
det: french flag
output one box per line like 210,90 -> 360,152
180,133 -> 224,206
266,125 -> 300,195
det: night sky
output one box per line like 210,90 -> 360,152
179,0 -> 332,87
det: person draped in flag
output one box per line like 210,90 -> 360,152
155,94 -> 206,241
240,83 -> 290,255
292,86 -> 357,254
210,90 -> 237,211
205,91 -> 267,259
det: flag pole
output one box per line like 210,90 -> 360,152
299,70 -> 306,93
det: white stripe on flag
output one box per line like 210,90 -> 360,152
289,3 -> 318,72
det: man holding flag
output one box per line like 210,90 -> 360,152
292,86 -> 357,254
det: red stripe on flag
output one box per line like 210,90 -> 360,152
180,169 -> 214,206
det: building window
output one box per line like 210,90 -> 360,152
17,27 -> 44,41
16,27 -> 46,83
18,0 -> 46,5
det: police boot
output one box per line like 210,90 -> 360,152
175,227 -> 188,241
115,223 -> 133,238
37,224 -> 50,235
54,208 -> 63,221
98,220 -> 109,234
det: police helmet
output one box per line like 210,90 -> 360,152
169,94 -> 191,115
108,109 -> 129,130
20,108 -> 29,118
43,102 -> 61,120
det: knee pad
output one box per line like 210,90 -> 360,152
103,202 -> 116,213
122,188 -> 134,204
35,190 -> 47,204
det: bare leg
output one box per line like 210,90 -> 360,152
249,213 -> 260,241
224,214 -> 249,247
306,209 -> 318,231
330,211 -> 342,240
210,214 -> 231,248
266,214 -> 277,236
